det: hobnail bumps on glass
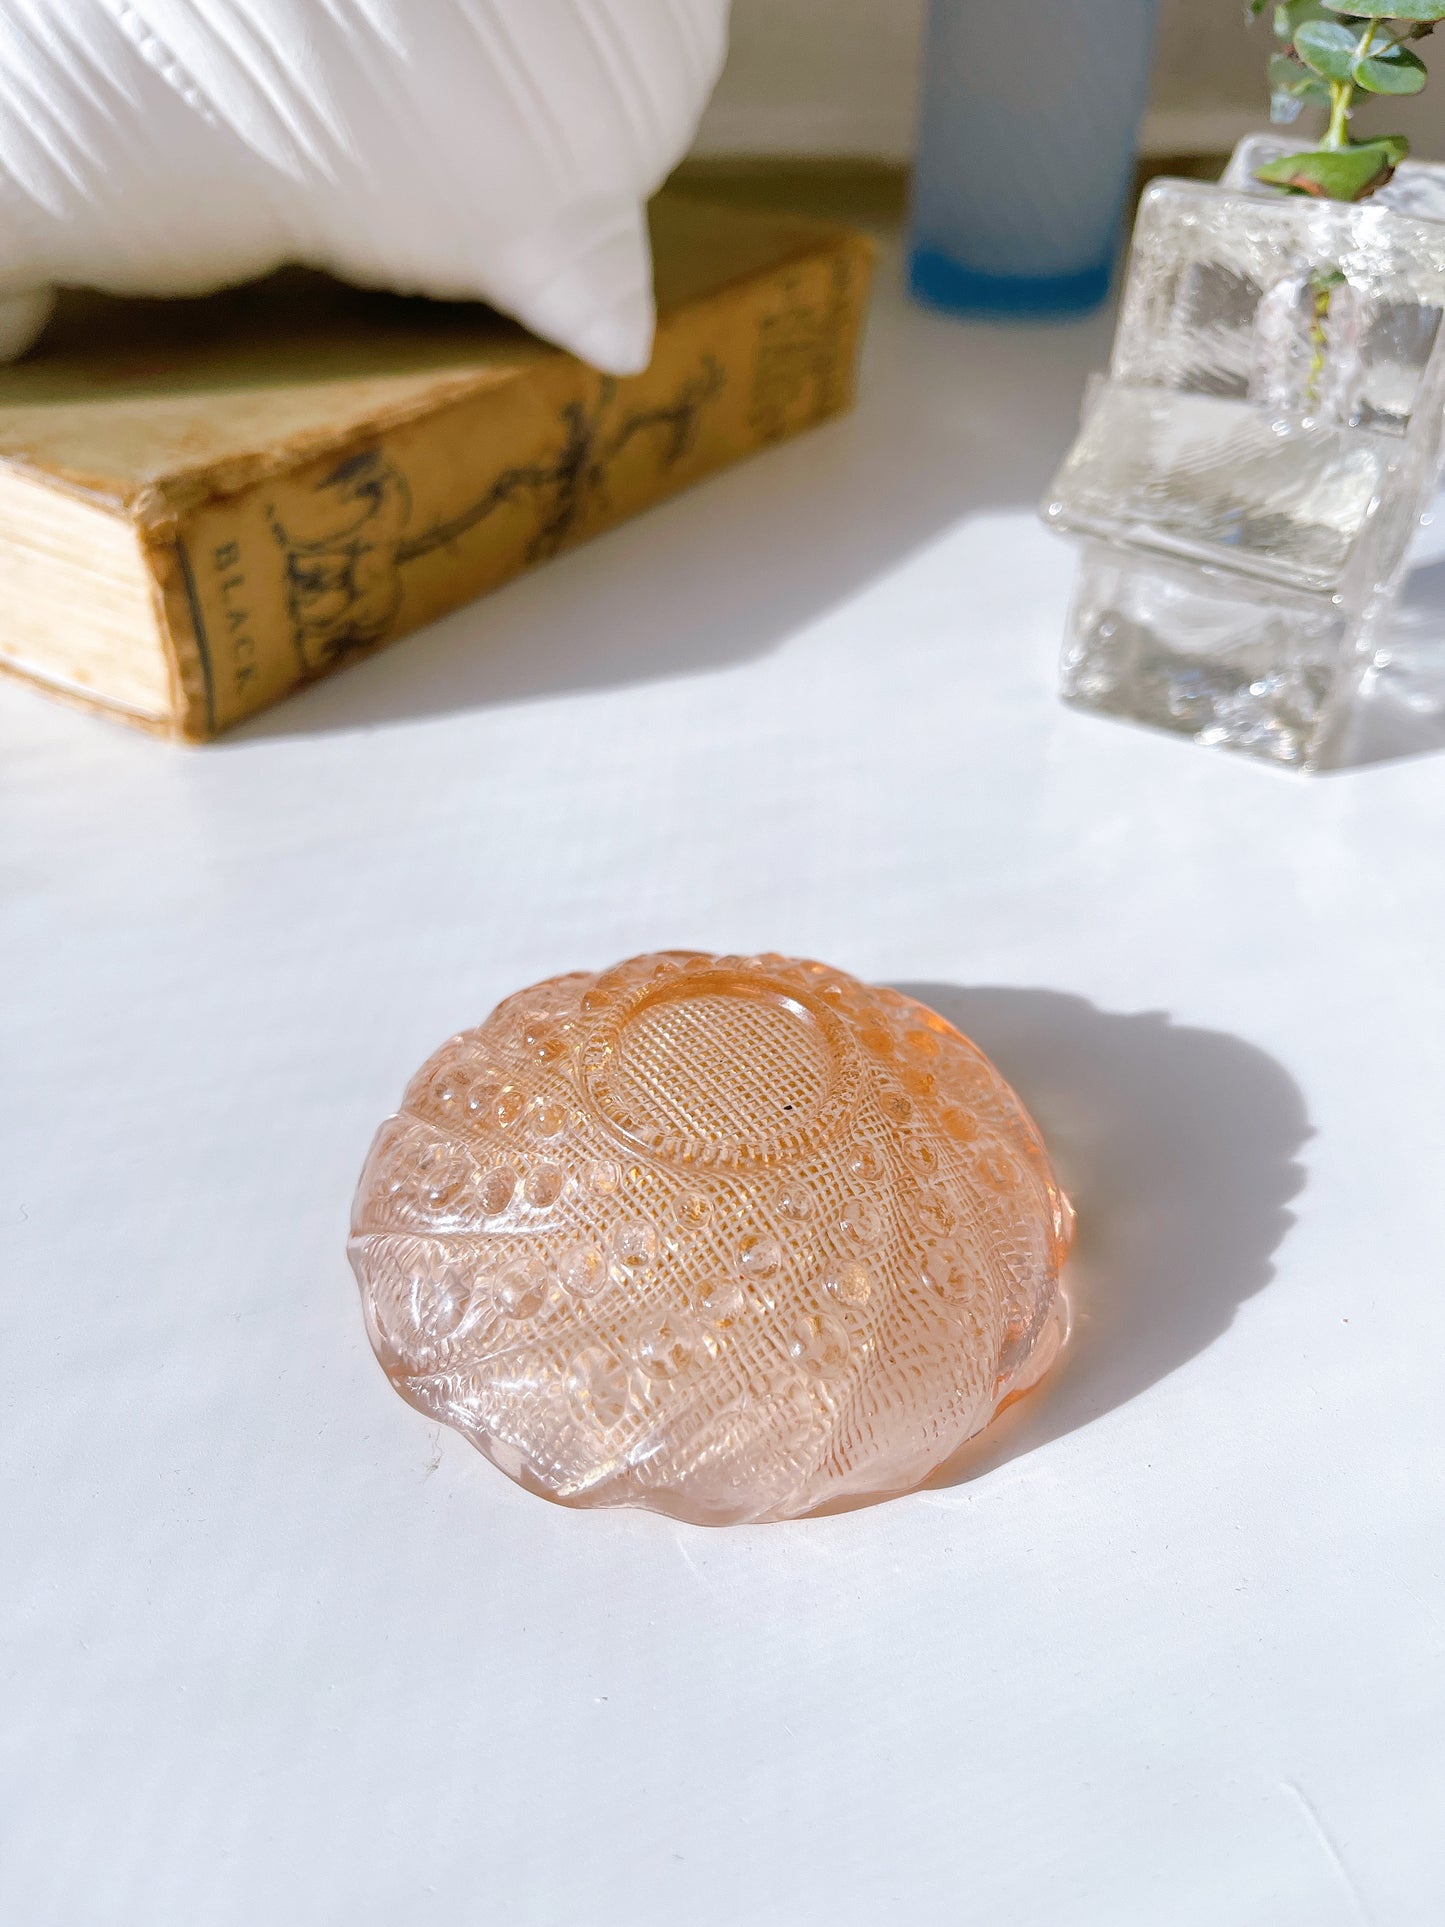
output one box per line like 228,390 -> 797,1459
349,953 -> 1072,1524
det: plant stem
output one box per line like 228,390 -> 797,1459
1325,79 -> 1353,149
1308,281 -> 1332,404
1322,15 -> 1384,151
1306,268 -> 1346,410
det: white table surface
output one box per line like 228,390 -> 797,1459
4,241 -> 1444,1927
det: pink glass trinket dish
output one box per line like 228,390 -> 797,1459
349,952 -> 1072,1524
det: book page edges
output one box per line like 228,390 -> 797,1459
0,465 -> 175,724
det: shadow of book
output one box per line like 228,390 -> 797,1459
231,237 -> 1115,740
892,985 -> 1312,1488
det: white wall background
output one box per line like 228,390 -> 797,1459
695,0 -> 1445,160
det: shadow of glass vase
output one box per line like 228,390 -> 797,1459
1043,136 -> 1445,771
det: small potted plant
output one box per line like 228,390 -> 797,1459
1043,4 -> 1445,769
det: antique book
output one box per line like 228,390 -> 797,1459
0,196 -> 873,739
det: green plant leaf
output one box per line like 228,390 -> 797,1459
1268,50 -> 1333,95
1356,42 -> 1428,89
1254,135 -> 1410,199
1324,0 -> 1445,17
1295,17 -> 1362,78
1277,0 -> 1340,31
1269,49 -> 1335,117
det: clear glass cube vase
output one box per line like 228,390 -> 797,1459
1043,137 -> 1445,768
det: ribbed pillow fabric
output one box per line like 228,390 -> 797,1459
0,0 -> 731,371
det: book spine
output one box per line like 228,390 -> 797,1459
152,229 -> 874,740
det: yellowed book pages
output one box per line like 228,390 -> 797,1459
0,197 -> 874,739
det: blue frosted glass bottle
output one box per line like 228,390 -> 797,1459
908,0 -> 1159,319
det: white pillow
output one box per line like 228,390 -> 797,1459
0,0 -> 732,372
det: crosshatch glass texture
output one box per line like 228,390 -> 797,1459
349,952 -> 1073,1525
